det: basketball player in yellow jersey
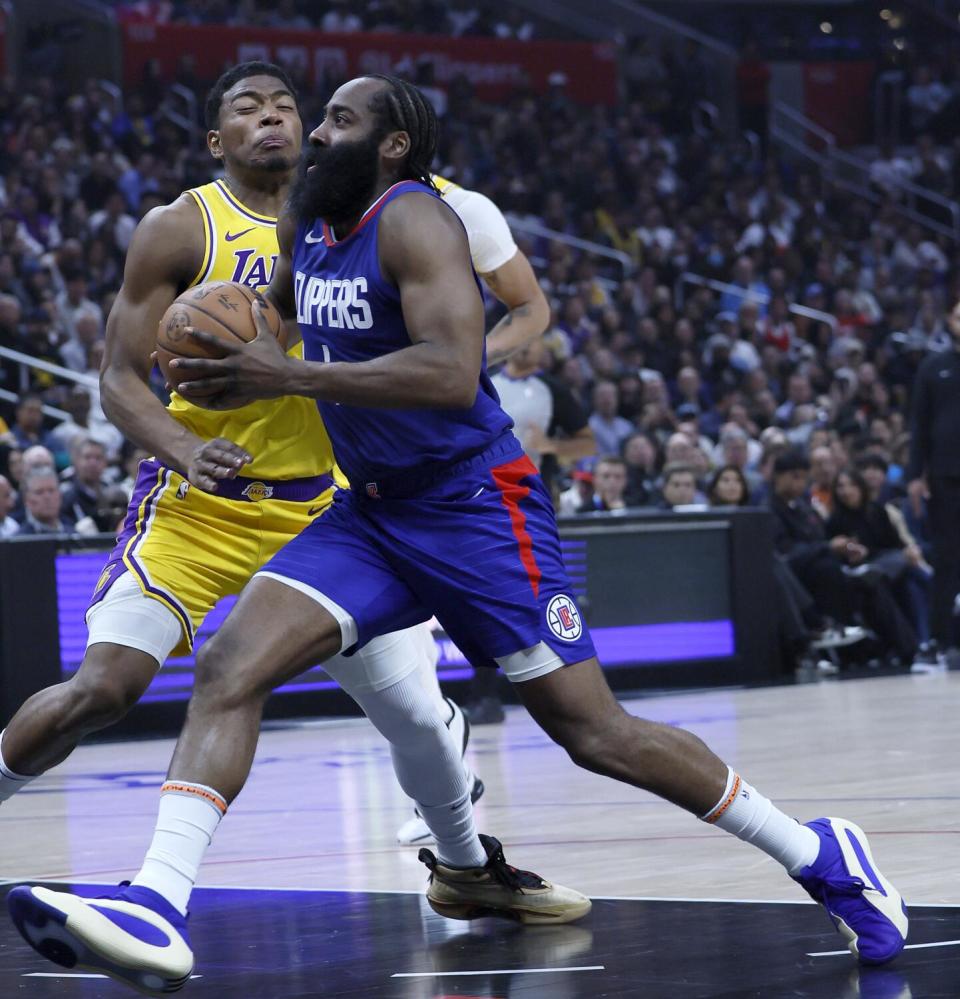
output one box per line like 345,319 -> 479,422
0,67 -> 538,908
431,174 -> 550,367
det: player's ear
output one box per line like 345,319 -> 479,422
207,129 -> 224,161
381,129 -> 410,167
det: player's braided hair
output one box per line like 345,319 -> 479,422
363,75 -> 438,190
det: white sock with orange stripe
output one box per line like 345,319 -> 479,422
701,768 -> 820,875
132,781 -> 227,915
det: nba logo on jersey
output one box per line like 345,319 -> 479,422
546,594 -> 582,641
365,482 -> 380,499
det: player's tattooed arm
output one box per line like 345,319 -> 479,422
481,250 -> 550,368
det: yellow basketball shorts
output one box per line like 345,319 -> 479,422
87,459 -> 336,657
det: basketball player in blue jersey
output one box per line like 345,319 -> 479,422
394,175 -> 552,843
11,75 -> 908,991
6,67 -> 588,994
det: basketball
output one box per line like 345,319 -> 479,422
156,281 -> 286,397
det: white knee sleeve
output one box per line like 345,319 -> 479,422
85,572 -> 183,667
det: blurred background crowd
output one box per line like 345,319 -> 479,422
2,0 -> 959,679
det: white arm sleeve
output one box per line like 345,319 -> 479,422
447,188 -> 519,275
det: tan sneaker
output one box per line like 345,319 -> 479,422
419,834 -> 592,925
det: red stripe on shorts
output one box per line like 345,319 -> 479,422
490,455 -> 542,598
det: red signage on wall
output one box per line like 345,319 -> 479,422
803,61 -> 875,147
121,24 -> 618,105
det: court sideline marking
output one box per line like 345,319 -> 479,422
392,966 -> 605,978
809,940 -> 960,957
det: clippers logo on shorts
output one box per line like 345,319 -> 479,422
546,594 -> 583,642
241,481 -> 274,501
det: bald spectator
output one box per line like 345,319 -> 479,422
17,467 -> 75,535
21,444 -> 56,474
0,474 -> 19,536
588,381 -> 634,456
9,443 -> 55,519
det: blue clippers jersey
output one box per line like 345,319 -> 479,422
292,180 -> 513,490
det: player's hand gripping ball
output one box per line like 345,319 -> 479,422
156,281 -> 286,399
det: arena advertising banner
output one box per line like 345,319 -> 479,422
802,61 -> 875,147
121,23 -> 619,105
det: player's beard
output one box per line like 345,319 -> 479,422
289,133 -> 382,228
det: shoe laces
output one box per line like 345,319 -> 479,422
480,836 -> 547,891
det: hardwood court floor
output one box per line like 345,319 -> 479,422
1,672 -> 957,997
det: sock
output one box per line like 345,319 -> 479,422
701,768 -> 820,875
417,628 -> 454,725
0,730 -> 36,804
417,789 -> 488,869
132,781 -> 227,915
324,640 -> 486,870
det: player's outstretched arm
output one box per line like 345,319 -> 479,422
174,195 -> 485,410
455,191 -> 549,366
482,248 -> 550,367
101,200 -> 252,491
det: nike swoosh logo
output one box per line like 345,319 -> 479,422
225,228 -> 255,242
307,505 -> 325,516
305,231 -> 324,244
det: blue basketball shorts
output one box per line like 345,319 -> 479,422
257,436 -> 596,682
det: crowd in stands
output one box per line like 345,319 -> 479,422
0,22 -> 958,669
111,0 -> 539,40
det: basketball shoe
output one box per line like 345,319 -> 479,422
397,696 -> 485,845
793,817 -> 908,964
8,882 -> 193,995
420,833 -> 592,925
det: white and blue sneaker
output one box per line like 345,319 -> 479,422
8,882 -> 193,995
793,817 -> 908,965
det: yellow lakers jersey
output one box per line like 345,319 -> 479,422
430,173 -> 460,197
168,179 -> 337,480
